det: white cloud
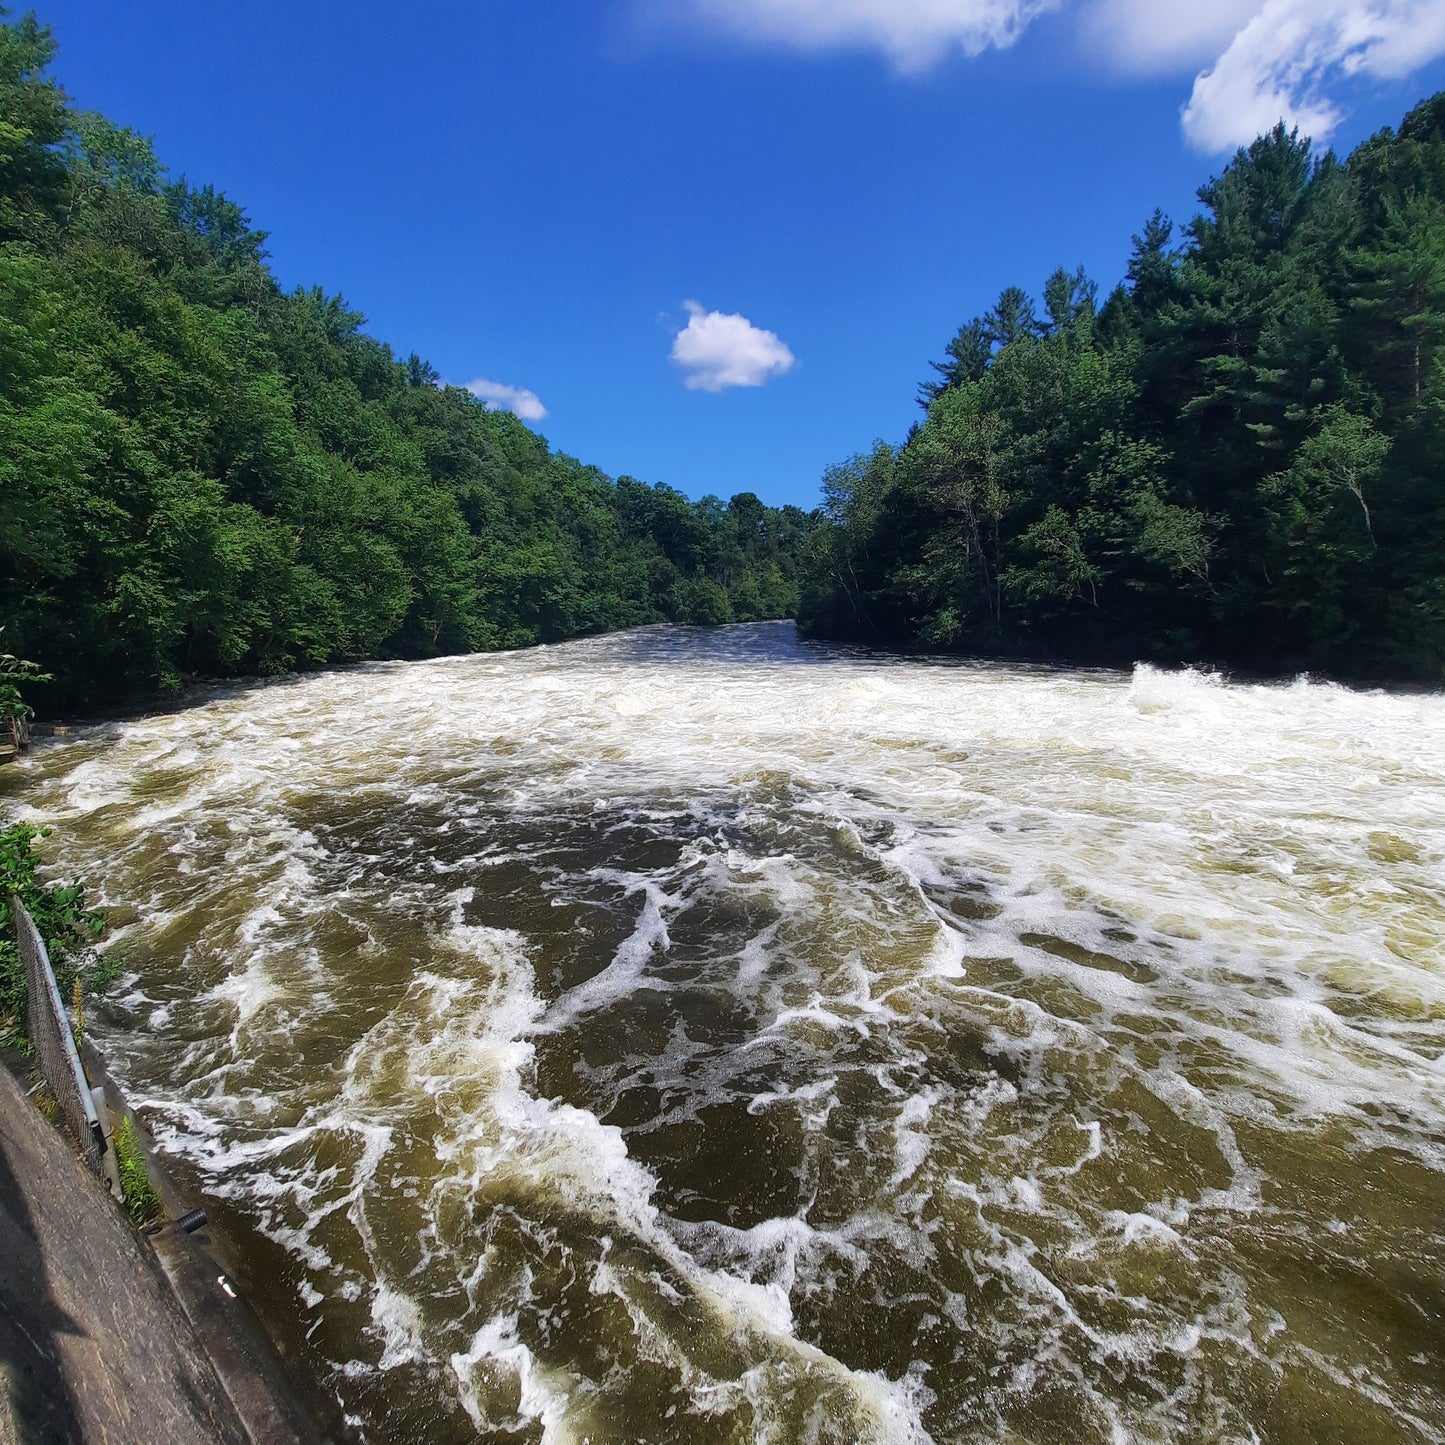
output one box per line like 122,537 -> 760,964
465,377 -> 548,423
1080,0 -> 1263,74
1181,0 -> 1445,152
657,0 -> 1445,153
671,0 -> 1059,72
670,301 -> 797,393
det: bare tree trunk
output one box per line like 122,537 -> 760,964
1348,476 -> 1375,545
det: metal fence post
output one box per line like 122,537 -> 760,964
12,896 -> 105,1172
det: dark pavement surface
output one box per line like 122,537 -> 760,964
0,1062 -> 249,1445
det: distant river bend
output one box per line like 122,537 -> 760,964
7,622 -> 1444,1444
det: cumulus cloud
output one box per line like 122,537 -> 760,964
1181,0 -> 1445,152
1080,0 -> 1263,74
670,302 -> 797,393
659,0 -> 1445,152
671,0 -> 1059,72
465,377 -> 548,423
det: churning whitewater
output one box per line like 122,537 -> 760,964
6,623 -> 1444,1443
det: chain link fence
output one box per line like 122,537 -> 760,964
13,896 -> 104,1171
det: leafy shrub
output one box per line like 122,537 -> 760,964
115,1116 -> 162,1227
0,821 -> 105,1046
0,633 -> 51,730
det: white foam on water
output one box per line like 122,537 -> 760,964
538,870 -> 676,1031
422,923 -> 939,1442
370,1281 -> 427,1370
8,623 -> 1444,1442
890,1088 -> 943,1187
450,1313 -> 576,1442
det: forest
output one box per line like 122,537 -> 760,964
7,3 -> 1445,708
0,11 -> 813,712
798,95 -> 1445,683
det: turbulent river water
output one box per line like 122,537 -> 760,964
6,622 -> 1444,1443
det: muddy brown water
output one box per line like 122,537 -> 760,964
5,623 -> 1443,1442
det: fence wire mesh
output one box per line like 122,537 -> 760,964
14,896 -> 103,1171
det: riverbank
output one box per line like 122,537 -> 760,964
0,1060 -> 249,1443
84,1044 -> 344,1442
0,1043 -> 338,1443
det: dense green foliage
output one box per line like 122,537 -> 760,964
0,627 -> 48,730
0,12 -> 812,711
800,99 -> 1445,682
0,819 -> 104,1044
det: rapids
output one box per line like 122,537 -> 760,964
4,622 -> 1443,1443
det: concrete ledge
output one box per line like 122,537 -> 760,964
0,1061 -> 248,1445
80,1043 -> 338,1445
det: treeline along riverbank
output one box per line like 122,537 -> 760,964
8,6 -> 1445,707
797,95 -> 1445,686
0,11 -> 813,714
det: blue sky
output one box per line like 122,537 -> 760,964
31,0 -> 1445,509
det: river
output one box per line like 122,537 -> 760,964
5,622 -> 1443,1443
